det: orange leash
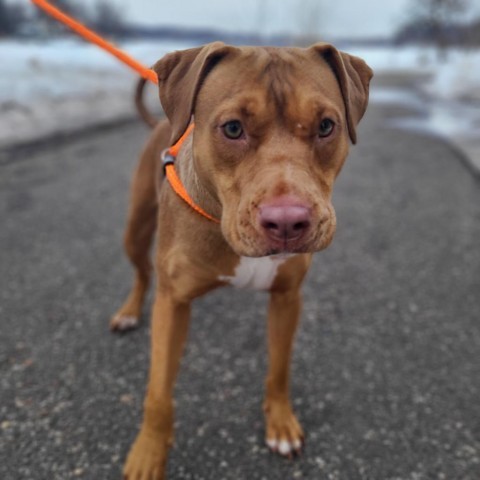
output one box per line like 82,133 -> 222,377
31,0 -> 157,84
162,125 -> 220,224
32,0 -> 219,224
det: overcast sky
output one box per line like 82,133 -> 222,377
100,0 -> 412,38
24,0 -> 477,40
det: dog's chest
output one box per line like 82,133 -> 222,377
218,255 -> 292,291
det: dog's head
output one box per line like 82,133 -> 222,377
154,42 -> 372,257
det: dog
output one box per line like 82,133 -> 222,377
111,41 -> 373,479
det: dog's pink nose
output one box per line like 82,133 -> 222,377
259,202 -> 311,241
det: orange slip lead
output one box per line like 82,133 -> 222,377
32,0 -> 219,223
31,0 -> 157,84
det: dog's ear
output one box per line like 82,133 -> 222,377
309,43 -> 373,144
153,42 -> 236,144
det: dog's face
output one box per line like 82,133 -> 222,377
155,43 -> 372,257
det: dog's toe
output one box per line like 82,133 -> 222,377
292,439 -> 303,452
265,402 -> 304,459
110,314 -> 140,332
266,436 -> 304,458
278,439 -> 292,456
266,438 -> 278,451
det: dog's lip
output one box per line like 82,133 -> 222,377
262,221 -> 335,255
230,235 -> 310,257
231,215 -> 333,256
264,237 -> 310,255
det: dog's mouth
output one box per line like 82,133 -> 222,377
223,194 -> 337,257
263,237 -> 312,256
228,220 -> 335,257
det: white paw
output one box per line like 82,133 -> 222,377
266,437 -> 303,457
110,315 -> 139,331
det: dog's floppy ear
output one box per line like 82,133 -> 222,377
153,42 -> 236,144
309,43 -> 373,144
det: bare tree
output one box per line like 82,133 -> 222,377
406,0 -> 470,60
36,0 -> 90,35
93,0 -> 125,37
295,0 -> 325,45
0,0 -> 14,36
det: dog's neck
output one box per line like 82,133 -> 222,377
175,136 -> 223,224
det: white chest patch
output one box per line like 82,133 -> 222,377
218,255 -> 293,291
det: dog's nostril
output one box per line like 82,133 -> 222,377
293,221 -> 310,231
264,221 -> 278,230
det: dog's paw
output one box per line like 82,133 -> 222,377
264,401 -> 304,458
110,314 -> 140,332
123,429 -> 170,480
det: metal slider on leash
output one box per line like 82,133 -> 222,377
160,121 -> 194,173
161,149 -> 176,174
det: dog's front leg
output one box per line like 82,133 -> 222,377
123,289 -> 191,480
264,288 -> 304,458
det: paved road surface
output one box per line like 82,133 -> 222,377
1,97 -> 479,479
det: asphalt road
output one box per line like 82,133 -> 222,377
1,98 -> 479,480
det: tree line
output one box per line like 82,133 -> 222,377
0,0 -> 125,37
1,0 -> 479,54
396,0 -> 480,51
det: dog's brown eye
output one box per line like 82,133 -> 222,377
223,120 -> 243,139
318,118 -> 335,137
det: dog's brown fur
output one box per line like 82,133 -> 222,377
113,42 -> 372,479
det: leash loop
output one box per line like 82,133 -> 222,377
162,125 -> 220,224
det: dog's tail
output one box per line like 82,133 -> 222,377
135,77 -> 159,128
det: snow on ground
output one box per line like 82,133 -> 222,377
0,39 -> 479,168
349,45 -> 480,173
0,38 -> 196,148
349,45 -> 480,101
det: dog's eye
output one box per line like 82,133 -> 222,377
222,120 -> 244,140
318,118 -> 335,138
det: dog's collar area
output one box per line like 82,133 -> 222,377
161,124 -> 220,224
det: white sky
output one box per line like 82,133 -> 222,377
25,0 -> 480,39
92,0 -> 412,38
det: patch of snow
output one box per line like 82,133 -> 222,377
349,46 -> 434,72
369,88 -> 426,113
351,45 -> 480,174
0,38 -> 196,148
0,40 -> 479,154
426,53 -> 480,102
349,45 -> 480,103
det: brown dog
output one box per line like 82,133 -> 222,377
111,42 -> 372,479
